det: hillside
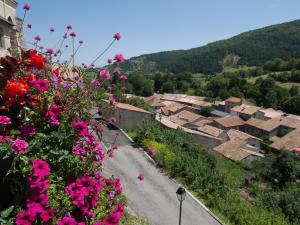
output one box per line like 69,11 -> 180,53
122,19 -> 300,74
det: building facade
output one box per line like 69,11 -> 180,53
0,0 -> 24,57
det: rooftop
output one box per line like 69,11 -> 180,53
231,104 -> 261,115
214,116 -> 245,128
115,102 -> 152,114
197,125 -> 224,137
270,129 -> 300,151
227,129 -> 261,141
225,97 -> 242,103
173,110 -> 201,123
246,116 -> 300,132
214,139 -> 263,161
211,110 -> 230,117
257,108 -> 284,119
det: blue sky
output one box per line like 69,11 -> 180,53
17,0 -> 300,66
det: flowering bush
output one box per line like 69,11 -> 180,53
0,4 -> 129,225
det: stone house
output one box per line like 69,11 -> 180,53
224,97 -> 242,113
0,0 -> 24,57
100,100 -> 153,131
230,104 -> 261,121
212,116 -> 245,131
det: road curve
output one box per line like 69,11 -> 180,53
102,125 -> 222,225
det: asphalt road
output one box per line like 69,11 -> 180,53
102,124 -> 221,225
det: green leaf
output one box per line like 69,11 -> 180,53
0,206 -> 14,218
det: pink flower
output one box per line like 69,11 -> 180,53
16,210 -> 35,225
72,120 -> 89,136
138,173 -> 144,181
45,104 -> 63,126
34,79 -> 49,91
109,116 -> 117,123
31,159 -> 50,178
27,24 -> 32,29
6,137 -> 13,142
72,144 -> 85,156
39,46 -> 44,50
0,115 -> 11,125
92,222 -> 104,225
46,48 -> 54,54
109,95 -> 115,105
34,35 -> 41,41
120,74 -> 127,80
40,208 -> 55,222
20,124 -> 36,138
23,3 -> 30,10
28,177 -> 50,193
25,202 -> 43,214
113,68 -> 120,75
66,25 -> 72,30
12,139 -> 28,155
91,79 -> 101,86
107,59 -> 112,64
107,86 -> 112,91
148,146 -> 155,157
70,32 -> 76,37
79,40 -> 84,44
58,217 -> 77,225
114,54 -> 125,63
113,33 -> 121,41
0,135 -> 3,143
50,27 -> 55,32
99,69 -> 110,80
28,193 -> 49,207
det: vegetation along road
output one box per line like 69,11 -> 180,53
102,125 -> 221,225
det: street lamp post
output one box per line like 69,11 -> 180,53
176,187 -> 186,225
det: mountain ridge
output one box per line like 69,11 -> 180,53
122,19 -> 300,74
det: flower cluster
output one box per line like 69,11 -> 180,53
16,160 -> 54,225
0,3 -> 130,224
65,174 -> 102,221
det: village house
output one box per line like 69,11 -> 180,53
169,109 -> 202,126
160,101 -> 187,116
182,117 -> 214,130
212,100 -> 226,112
197,125 -> 227,139
213,129 -> 263,162
244,116 -> 300,139
100,100 -> 152,131
254,108 -> 284,121
0,0 -> 24,57
224,97 -> 242,113
212,116 -> 245,131
213,139 -> 264,162
156,114 -> 223,148
230,104 -> 261,120
210,109 -> 230,118
270,129 -> 300,152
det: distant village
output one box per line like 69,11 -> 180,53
101,93 -> 300,162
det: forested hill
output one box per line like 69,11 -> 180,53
122,19 -> 300,74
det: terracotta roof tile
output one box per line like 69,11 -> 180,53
115,102 -> 151,114
225,97 -> 242,103
214,116 -> 245,128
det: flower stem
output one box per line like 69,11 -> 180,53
90,39 -> 116,66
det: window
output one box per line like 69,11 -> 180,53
7,16 -> 12,23
0,27 -> 4,49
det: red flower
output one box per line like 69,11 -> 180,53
26,73 -> 36,85
26,50 -> 45,70
5,78 -> 29,97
